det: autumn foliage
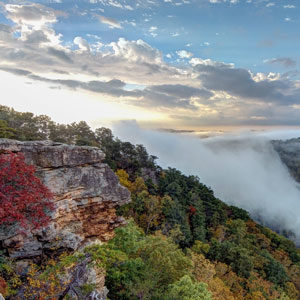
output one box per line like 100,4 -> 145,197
0,151 -> 54,230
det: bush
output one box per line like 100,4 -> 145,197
0,151 -> 54,230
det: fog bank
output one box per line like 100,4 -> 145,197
114,121 -> 300,243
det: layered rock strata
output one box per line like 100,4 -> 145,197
0,139 -> 131,259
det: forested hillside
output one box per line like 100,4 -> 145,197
1,105 -> 300,300
272,139 -> 300,183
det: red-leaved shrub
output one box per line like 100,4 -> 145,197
0,151 -> 54,230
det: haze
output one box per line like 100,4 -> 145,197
115,122 -> 300,243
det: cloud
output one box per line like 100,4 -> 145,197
176,50 -> 193,58
47,47 -> 73,64
190,57 -> 234,68
97,15 -> 122,28
74,36 -> 90,52
266,2 -> 275,7
283,5 -> 296,9
4,3 -> 66,28
209,0 -> 239,4
149,26 -> 158,37
92,0 -> 135,10
110,38 -> 163,63
192,60 -> 300,105
264,57 -> 297,68
148,84 -> 212,99
22,30 -> 50,45
114,122 -> 300,244
137,84 -> 213,109
1,2 -> 300,126
0,67 -> 209,109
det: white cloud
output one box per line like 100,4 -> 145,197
74,36 -> 90,52
176,50 -> 193,58
110,38 -> 162,63
266,3 -> 275,7
189,57 -> 234,68
5,3 -> 66,29
4,3 -> 65,46
1,2 -> 300,127
98,15 -> 122,28
149,26 -> 158,37
283,5 -> 295,9
209,0 -> 238,3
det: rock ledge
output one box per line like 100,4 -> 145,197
0,139 -> 131,258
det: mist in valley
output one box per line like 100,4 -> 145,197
114,121 -> 300,244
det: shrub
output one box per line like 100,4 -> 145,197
0,151 -> 54,230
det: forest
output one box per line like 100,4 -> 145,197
1,104 -> 300,300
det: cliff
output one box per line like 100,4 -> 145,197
0,139 -> 131,259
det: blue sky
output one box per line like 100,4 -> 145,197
0,0 -> 299,128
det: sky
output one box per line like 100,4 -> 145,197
0,0 -> 300,130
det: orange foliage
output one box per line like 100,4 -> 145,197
210,225 -> 226,242
192,253 -> 236,300
0,276 -> 7,296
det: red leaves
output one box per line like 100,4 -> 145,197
189,205 -> 197,215
0,151 -> 54,230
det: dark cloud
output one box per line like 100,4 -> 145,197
24,30 -> 50,44
194,63 -> 300,105
132,84 -> 213,109
138,89 -> 195,109
265,57 -> 297,68
149,84 -> 213,99
0,67 -> 31,76
47,47 -> 73,64
0,24 -> 12,33
0,66 -> 203,109
52,69 -> 70,75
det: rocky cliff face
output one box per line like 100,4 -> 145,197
0,139 -> 131,259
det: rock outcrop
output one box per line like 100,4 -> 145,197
0,139 -> 131,259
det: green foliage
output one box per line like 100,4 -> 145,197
1,105 -> 300,300
208,240 -> 254,278
191,240 -> 210,255
164,275 -> 212,300
228,205 -> 250,221
262,251 -> 289,285
0,120 -> 16,139
0,105 -> 159,179
85,222 -> 192,300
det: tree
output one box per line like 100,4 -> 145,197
0,152 -> 54,230
0,120 -> 16,139
165,275 -> 212,300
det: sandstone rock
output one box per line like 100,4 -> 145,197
0,139 -> 131,259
